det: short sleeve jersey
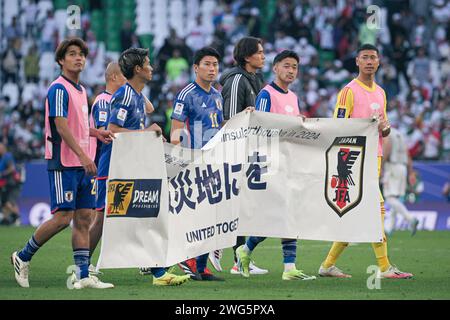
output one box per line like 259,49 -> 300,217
97,83 -> 146,178
171,82 -> 224,149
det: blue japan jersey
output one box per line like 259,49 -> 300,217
171,82 -> 223,149
91,91 -> 112,165
97,83 -> 146,178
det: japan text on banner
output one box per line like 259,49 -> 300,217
97,112 -> 383,269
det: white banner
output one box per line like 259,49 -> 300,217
97,112 -> 383,269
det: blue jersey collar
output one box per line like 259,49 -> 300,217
194,81 -> 213,95
270,81 -> 288,94
60,74 -> 82,92
126,82 -> 143,97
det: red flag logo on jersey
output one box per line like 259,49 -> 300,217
325,136 -> 366,217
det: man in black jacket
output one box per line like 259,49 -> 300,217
220,37 -> 265,120
216,36 -> 268,275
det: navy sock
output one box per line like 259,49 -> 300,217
196,253 -> 209,273
73,248 -> 90,279
18,235 -> 41,262
247,236 -> 266,251
281,239 -> 297,264
151,267 -> 166,278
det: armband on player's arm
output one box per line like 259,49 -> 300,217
333,87 -> 353,118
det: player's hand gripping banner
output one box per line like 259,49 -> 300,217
97,111 -> 383,269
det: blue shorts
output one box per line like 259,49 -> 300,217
95,178 -> 107,212
48,169 -> 95,213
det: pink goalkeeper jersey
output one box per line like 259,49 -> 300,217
336,79 -> 387,156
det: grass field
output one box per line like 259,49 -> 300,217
1,226 -> 450,300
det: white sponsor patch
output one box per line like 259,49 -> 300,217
285,105 -> 294,113
174,102 -> 184,115
99,111 -> 108,122
117,108 -> 128,121
370,103 -> 380,111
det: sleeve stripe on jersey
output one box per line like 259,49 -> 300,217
56,88 -> 64,117
123,86 -> 132,106
339,87 -> 349,106
179,83 -> 195,101
230,74 -> 242,117
260,98 -> 268,112
121,86 -> 129,105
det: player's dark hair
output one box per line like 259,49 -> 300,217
119,47 -> 149,79
357,44 -> 379,55
233,37 -> 263,68
55,37 -> 89,68
273,50 -> 299,65
193,47 -> 221,65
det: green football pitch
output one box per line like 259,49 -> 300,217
1,226 -> 450,300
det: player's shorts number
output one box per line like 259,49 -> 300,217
91,179 -> 97,195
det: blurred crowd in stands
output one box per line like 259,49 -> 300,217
0,0 -> 449,167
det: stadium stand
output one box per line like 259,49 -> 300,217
0,1 -> 448,225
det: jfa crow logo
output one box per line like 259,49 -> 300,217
107,179 -> 162,218
325,136 -> 366,217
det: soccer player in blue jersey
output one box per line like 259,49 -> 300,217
87,62 -> 126,269
96,47 -> 190,286
170,47 -> 225,281
11,38 -> 114,289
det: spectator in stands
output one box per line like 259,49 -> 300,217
5,16 -> 23,44
358,12 -> 378,45
40,10 -> 58,52
389,13 -> 408,45
165,49 -> 189,82
411,16 -> 430,48
0,0 -> 447,162
1,40 -> 22,83
391,34 -> 411,88
120,20 -> 134,51
25,0 -> 39,39
323,60 -> 350,88
24,44 -> 40,83
0,143 -> 22,225
410,47 -> 431,86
